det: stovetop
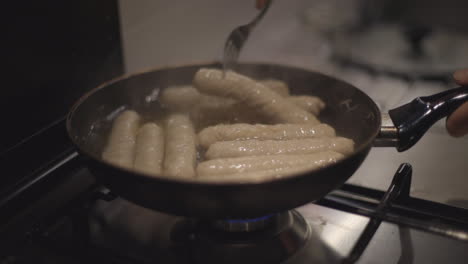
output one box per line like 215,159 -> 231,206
3,1 -> 468,262
1,150 -> 467,263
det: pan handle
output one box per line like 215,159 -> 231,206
380,86 -> 468,151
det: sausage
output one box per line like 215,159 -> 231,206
259,80 -> 325,115
198,123 -> 335,148
191,94 -> 246,129
287,96 -> 325,116
159,85 -> 200,112
102,110 -> 141,169
198,161 -> 338,182
197,151 -> 344,177
205,137 -> 354,159
198,94 -> 236,110
163,113 -> 197,178
192,95 -> 326,129
193,68 -> 320,124
259,79 -> 290,96
190,93 -> 257,129
191,96 -> 325,129
191,102 -> 267,130
133,123 -> 164,175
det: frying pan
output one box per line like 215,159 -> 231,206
67,62 -> 468,219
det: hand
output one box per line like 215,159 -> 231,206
446,69 -> 468,137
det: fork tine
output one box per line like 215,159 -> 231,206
225,42 -> 237,61
223,41 -> 237,72
224,36 -> 233,49
222,1 -> 272,72
228,44 -> 238,59
228,41 -> 237,55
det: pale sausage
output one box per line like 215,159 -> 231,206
287,96 -> 325,116
198,162 -> 339,182
133,123 -> 164,175
102,110 -> 140,169
164,113 -> 197,178
259,79 -> 290,96
205,137 -> 354,159
193,68 -> 320,124
160,85 -> 200,112
197,151 -> 344,177
198,123 -> 335,148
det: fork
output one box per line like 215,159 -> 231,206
222,0 -> 273,74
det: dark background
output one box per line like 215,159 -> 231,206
2,1 -> 123,155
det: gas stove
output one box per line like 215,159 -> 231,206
3,1 -> 468,263
1,134 -> 467,263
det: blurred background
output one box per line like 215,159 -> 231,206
3,0 -> 468,208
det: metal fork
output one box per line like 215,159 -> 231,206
222,0 -> 273,73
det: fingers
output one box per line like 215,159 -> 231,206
446,69 -> 468,137
446,102 -> 468,137
453,69 -> 468,85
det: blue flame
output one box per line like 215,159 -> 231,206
225,214 -> 275,223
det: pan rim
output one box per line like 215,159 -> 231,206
66,61 -> 381,186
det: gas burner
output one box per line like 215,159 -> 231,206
90,200 -> 340,264
212,214 -> 276,232
175,210 -> 340,264
188,211 -> 309,264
